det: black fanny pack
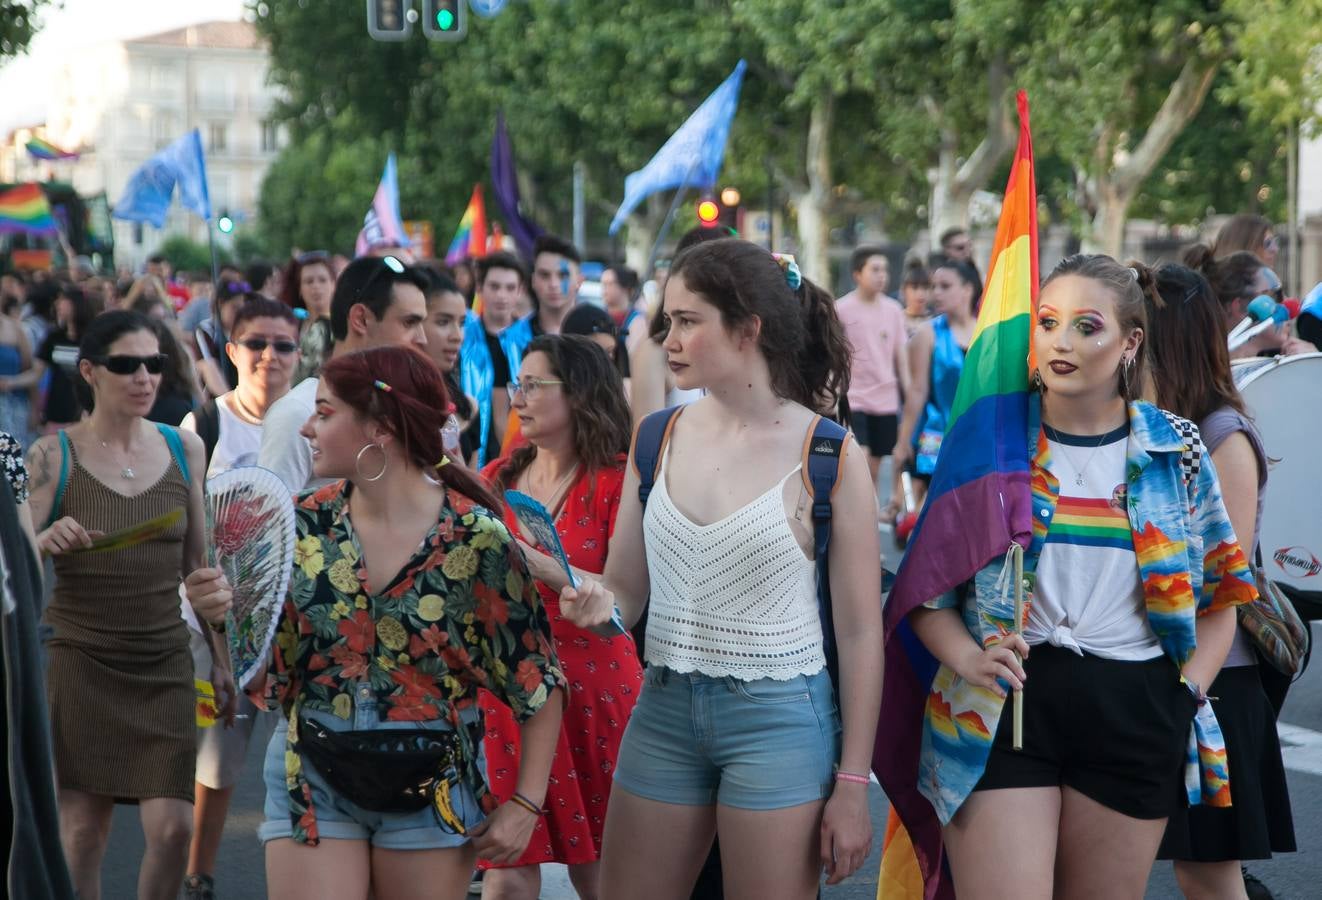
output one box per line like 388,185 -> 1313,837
296,716 -> 469,814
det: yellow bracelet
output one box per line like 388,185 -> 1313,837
509,792 -> 543,816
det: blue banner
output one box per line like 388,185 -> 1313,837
112,129 -> 212,228
608,60 -> 747,235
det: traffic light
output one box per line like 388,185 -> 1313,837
422,0 -> 467,41
718,186 -> 741,234
367,0 -> 413,41
217,212 -> 235,234
696,197 -> 720,229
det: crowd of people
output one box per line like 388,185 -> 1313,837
0,209 -> 1313,900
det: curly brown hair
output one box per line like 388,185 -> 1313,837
495,335 -> 632,492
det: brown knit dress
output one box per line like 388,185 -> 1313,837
44,432 -> 195,802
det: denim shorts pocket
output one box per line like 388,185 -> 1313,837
643,665 -> 668,688
729,676 -> 812,705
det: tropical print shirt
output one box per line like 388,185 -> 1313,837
919,401 -> 1257,824
260,480 -> 565,845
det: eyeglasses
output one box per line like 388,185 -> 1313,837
506,378 -> 564,402
88,353 -> 168,375
1264,235 -> 1281,251
356,255 -> 407,302
235,338 -> 299,355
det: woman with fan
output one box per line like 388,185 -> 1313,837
25,309 -> 236,900
256,345 -> 565,900
180,295 -> 301,900
477,334 -> 642,900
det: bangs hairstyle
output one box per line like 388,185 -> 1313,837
495,335 -> 633,494
319,346 -> 501,511
667,239 -> 850,412
229,296 -> 300,339
1041,254 -> 1149,402
1141,263 -> 1247,424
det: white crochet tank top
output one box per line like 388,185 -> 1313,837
643,447 -> 826,680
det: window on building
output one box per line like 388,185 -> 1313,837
261,120 -> 279,153
208,123 -> 227,153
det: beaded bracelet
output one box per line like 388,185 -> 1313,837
834,770 -> 871,785
510,792 -> 544,816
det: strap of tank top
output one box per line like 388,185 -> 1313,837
47,431 -> 71,529
156,423 -> 190,484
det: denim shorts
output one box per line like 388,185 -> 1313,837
258,699 -> 487,850
612,665 -> 841,810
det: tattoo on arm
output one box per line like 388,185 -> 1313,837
28,443 -> 52,492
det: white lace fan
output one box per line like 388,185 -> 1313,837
206,466 -> 297,688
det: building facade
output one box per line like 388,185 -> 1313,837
42,20 -> 283,270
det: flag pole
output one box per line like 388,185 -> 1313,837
644,154 -> 702,281
206,219 -> 220,288
1011,541 -> 1025,750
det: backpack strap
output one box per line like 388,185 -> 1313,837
156,423 -> 190,484
46,431 -> 71,529
801,415 -> 848,690
192,398 -> 220,473
633,405 -> 684,507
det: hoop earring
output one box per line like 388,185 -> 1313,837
355,442 -> 388,482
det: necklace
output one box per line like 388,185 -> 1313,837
1044,424 -> 1111,487
229,390 -> 266,425
95,434 -> 136,480
522,460 -> 580,526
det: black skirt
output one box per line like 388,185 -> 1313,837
1158,664 -> 1296,862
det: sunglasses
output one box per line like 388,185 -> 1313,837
235,337 -> 299,355
88,353 -> 168,375
356,255 -> 407,301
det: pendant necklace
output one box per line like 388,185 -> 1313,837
94,430 -> 136,479
1045,425 -> 1110,488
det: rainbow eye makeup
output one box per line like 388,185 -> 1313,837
1073,313 -> 1105,335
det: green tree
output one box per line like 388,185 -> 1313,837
153,235 -> 222,274
0,0 -> 51,59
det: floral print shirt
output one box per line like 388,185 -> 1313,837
261,480 -> 565,845
918,401 -> 1257,824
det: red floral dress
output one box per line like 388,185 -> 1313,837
478,455 -> 643,867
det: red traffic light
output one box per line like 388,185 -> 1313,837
697,199 -> 720,228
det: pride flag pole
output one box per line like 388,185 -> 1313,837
1012,542 -> 1025,750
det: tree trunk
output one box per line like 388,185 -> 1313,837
795,91 -> 834,285
927,59 -> 1015,251
1080,54 -> 1222,256
623,195 -> 669,273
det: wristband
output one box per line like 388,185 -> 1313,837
834,770 -> 870,785
509,791 -> 544,815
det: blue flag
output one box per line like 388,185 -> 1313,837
113,129 -> 212,228
608,60 -> 747,235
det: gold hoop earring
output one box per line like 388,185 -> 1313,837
355,442 -> 388,482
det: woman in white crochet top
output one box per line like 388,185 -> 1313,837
550,239 -> 883,899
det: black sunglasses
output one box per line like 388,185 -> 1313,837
88,353 -> 168,375
356,255 -> 407,302
235,338 -> 299,355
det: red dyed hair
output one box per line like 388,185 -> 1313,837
320,346 -> 502,511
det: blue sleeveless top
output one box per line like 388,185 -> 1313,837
912,315 -> 966,474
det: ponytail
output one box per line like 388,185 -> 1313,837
798,276 -> 851,413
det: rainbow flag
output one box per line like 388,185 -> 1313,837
0,183 -> 59,236
445,184 -> 488,265
25,137 -> 79,161
874,90 -> 1039,900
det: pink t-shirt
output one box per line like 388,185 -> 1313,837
836,290 -> 906,414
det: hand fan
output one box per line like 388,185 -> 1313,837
206,466 -> 297,688
504,489 -> 626,635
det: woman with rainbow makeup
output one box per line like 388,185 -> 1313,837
904,254 -> 1258,898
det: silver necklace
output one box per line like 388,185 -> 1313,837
95,433 -> 136,479
1047,427 -> 1110,487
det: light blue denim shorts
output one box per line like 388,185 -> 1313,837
612,665 -> 841,810
258,699 -> 487,850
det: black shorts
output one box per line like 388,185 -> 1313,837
972,643 -> 1196,820
850,411 -> 898,456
